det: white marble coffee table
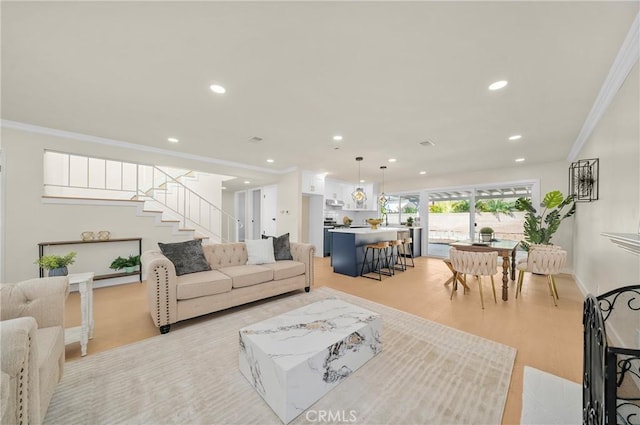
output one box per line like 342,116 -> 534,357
239,298 -> 383,424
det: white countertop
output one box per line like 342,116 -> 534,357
329,227 -> 403,234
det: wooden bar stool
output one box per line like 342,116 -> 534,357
388,240 -> 406,273
402,237 -> 415,267
360,241 -> 392,280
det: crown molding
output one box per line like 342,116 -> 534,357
0,120 -> 297,175
567,11 -> 640,162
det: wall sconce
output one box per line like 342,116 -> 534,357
569,158 -> 599,202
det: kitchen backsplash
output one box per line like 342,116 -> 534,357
324,210 -> 378,225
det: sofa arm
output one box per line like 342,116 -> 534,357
290,242 -> 315,287
0,277 -> 69,328
0,317 -> 42,425
141,250 -> 178,330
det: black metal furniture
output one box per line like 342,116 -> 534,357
583,284 -> 640,425
360,241 -> 392,281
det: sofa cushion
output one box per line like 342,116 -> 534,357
35,327 -> 62,371
245,239 -> 275,265
218,265 -> 274,288
158,239 -> 211,276
261,260 -> 305,281
204,243 -> 248,269
176,270 -> 232,300
35,326 -> 63,418
262,233 -> 294,261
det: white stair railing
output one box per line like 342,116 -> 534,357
43,151 -> 241,242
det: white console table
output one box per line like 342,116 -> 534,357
65,272 -> 95,356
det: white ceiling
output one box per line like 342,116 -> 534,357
2,1 -> 638,191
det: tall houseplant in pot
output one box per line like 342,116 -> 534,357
515,190 -> 576,251
35,252 -> 77,276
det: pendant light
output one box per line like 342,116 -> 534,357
378,165 -> 388,207
351,157 -> 367,204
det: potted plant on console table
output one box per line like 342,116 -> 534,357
110,254 -> 141,273
35,252 -> 77,276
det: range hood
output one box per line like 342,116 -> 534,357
325,199 -> 345,207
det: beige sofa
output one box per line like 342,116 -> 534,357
142,242 -> 315,333
0,277 -> 69,425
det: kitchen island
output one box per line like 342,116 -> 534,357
329,227 -> 401,277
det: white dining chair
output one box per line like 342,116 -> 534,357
516,248 -> 567,306
449,248 -> 498,309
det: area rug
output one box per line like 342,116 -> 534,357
521,366 -> 581,425
45,287 -> 516,425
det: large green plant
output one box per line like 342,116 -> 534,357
515,190 -> 576,251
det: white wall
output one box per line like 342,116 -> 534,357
572,63 -> 640,297
221,189 -> 236,242
0,127 -> 238,282
276,170 -> 301,242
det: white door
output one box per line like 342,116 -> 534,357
262,185 -> 278,236
250,189 -> 262,240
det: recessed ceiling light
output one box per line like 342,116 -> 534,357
359,179 -> 365,183
515,158 -> 525,162
508,135 -> 522,141
489,80 -> 508,91
419,171 -> 427,175
209,84 -> 226,94
266,159 -> 274,163
244,180 -> 250,184
388,158 -> 397,163
333,135 -> 343,141
167,137 -> 179,143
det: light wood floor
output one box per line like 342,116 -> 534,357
64,256 -> 584,425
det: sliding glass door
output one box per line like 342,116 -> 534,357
424,190 -> 474,257
423,183 -> 534,257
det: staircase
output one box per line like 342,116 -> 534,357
43,151 -> 241,242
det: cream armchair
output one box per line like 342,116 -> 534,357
1,277 -> 69,424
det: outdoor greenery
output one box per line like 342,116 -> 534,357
479,227 -> 494,234
429,199 -> 517,220
110,254 -> 141,271
35,252 -> 77,270
515,190 -> 576,251
402,205 -> 418,214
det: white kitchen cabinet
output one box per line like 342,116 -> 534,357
302,171 -> 325,195
324,178 -> 341,200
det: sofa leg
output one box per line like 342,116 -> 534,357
160,325 -> 171,334
305,286 -> 311,293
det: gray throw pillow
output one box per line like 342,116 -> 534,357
158,239 -> 211,276
262,233 -> 293,261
